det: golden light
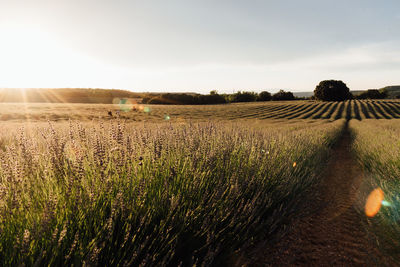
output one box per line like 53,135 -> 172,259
0,24 -> 109,88
0,26 -> 59,83
365,188 -> 384,217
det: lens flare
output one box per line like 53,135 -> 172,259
144,107 -> 151,113
381,200 -> 391,207
113,98 -> 138,112
365,188 -> 384,217
164,115 -> 170,120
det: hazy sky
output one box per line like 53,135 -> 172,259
0,0 -> 399,93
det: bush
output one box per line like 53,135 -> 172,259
257,91 -> 272,101
314,80 -> 351,101
197,93 -> 227,104
145,93 -> 226,105
230,91 -> 258,103
272,90 -> 295,101
357,89 -> 387,99
147,93 -> 195,104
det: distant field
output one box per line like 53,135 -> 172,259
1,99 -> 400,122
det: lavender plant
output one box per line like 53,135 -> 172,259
351,120 -> 400,263
0,119 -> 344,266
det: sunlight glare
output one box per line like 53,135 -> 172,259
0,24 -> 121,88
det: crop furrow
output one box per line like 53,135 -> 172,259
312,102 -> 333,119
379,101 -> 400,118
384,101 -> 400,118
284,103 -> 321,119
378,102 -> 400,118
365,101 -> 381,119
260,104 -> 307,119
255,105 -> 296,119
387,101 -> 400,115
371,102 -> 392,119
332,101 -> 345,120
344,100 -> 352,120
321,102 -> 339,119
358,101 -> 371,119
300,103 -> 325,119
352,100 -> 361,120
255,104 -> 289,113
274,104 -> 313,119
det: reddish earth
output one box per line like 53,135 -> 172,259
238,126 -> 395,266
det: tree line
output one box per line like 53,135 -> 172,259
143,80 -> 392,104
0,83 -> 394,105
142,90 -> 296,105
0,88 -> 296,105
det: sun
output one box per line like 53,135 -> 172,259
0,25 -> 57,71
0,24 -> 102,88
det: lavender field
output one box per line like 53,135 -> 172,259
0,114 -> 343,265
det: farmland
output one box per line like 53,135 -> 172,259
1,99 -> 400,122
0,100 -> 399,265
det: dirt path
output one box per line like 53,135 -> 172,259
241,123 -> 392,266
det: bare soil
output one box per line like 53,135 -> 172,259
239,124 -> 393,266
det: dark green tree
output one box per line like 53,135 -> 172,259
230,91 -> 257,102
272,90 -> 295,101
257,91 -> 272,101
357,89 -> 387,99
314,80 -> 351,101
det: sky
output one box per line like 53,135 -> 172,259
0,0 -> 399,93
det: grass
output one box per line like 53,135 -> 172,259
350,120 -> 400,263
0,115 -> 344,265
